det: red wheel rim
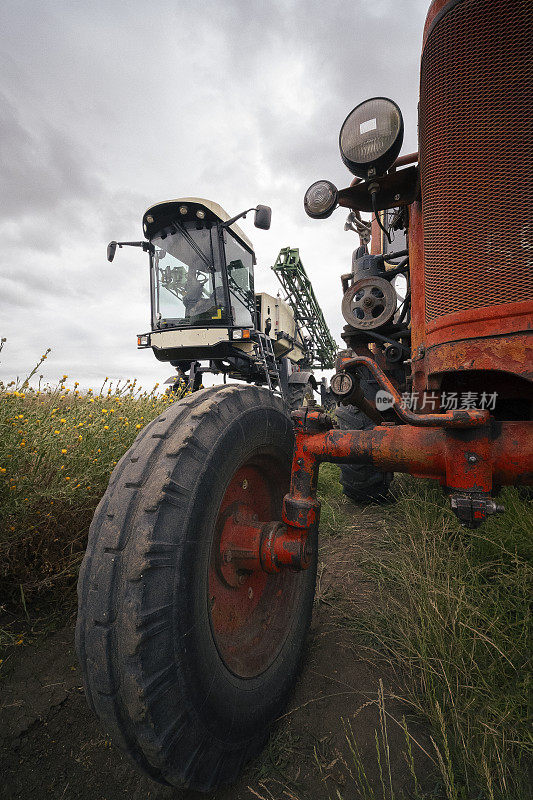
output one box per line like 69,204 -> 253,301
208,455 -> 303,678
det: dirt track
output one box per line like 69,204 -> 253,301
0,509 -> 435,800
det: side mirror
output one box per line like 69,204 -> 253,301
254,205 -> 272,230
107,241 -> 117,262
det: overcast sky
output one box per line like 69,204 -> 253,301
1,0 -> 428,390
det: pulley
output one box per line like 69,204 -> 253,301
341,276 -> 397,330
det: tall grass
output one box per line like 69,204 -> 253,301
351,477 -> 532,799
0,349 -> 186,606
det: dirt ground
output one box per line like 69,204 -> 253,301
0,508 -> 437,800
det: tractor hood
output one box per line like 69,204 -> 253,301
142,197 -> 254,252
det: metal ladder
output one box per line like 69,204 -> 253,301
255,333 -> 283,397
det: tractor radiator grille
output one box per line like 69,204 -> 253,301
420,0 -> 533,324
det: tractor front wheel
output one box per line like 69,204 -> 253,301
76,385 -> 317,791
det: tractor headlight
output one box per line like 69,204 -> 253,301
303,180 -> 338,219
339,97 -> 404,179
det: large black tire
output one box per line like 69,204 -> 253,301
288,379 -> 315,411
336,403 -> 392,503
76,385 -> 317,792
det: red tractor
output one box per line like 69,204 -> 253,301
76,0 -> 532,791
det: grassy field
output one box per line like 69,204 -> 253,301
1,357 -> 531,799
345,478 -> 532,800
0,350 -> 186,613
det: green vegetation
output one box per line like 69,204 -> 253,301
345,477 -> 532,800
0,349 -> 186,610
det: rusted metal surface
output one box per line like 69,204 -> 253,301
407,200 -> 426,364
338,166 -> 419,213
208,459 -> 304,677
369,215 -> 382,256
211,414 -> 533,569
420,0 -> 533,330
423,334 -> 533,385
388,152 -> 419,170
350,152 -> 419,187
280,411 -> 533,546
260,521 -> 314,573
342,355 -> 489,428
426,300 -> 533,346
423,0 -> 457,47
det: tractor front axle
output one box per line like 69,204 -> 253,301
219,407 -> 532,580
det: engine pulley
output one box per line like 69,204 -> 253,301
341,276 -> 397,330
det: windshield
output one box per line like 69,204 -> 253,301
152,223 -> 226,326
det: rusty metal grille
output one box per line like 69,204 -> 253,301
420,0 -> 533,324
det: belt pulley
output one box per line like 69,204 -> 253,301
341,276 -> 397,330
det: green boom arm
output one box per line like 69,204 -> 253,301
272,247 -> 337,369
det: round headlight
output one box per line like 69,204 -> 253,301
304,180 -> 338,219
339,97 -> 404,179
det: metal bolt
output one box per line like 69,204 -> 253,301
248,587 -> 254,599
242,479 -> 248,489
394,193 -> 401,201
467,455 -> 478,464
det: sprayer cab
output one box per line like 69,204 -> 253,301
117,197 -> 276,369
144,198 -> 263,336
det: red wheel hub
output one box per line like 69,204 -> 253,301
208,457 -> 304,678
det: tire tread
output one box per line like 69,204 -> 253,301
76,385 -> 300,790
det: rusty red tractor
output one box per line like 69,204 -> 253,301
76,0 -> 533,791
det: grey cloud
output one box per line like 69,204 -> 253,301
0,93 -> 101,220
1,0 -> 429,387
